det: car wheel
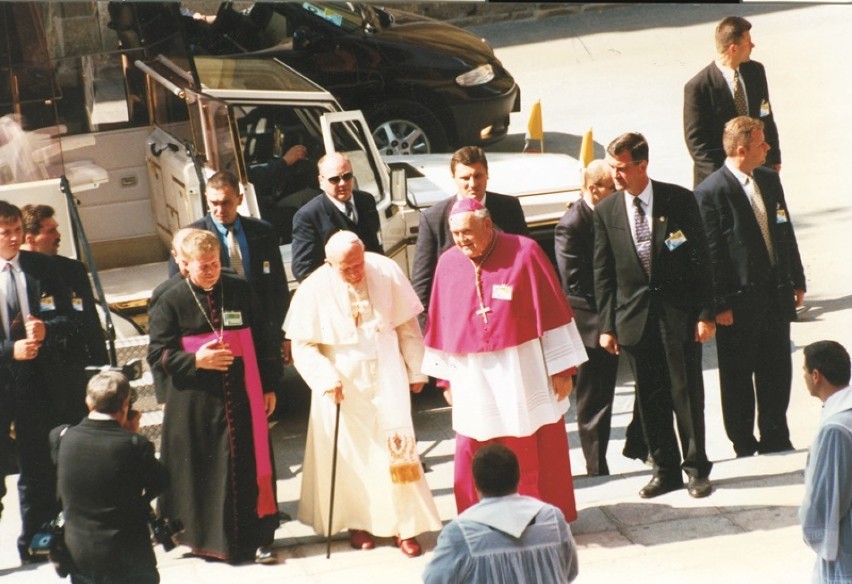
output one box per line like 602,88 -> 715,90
368,102 -> 449,155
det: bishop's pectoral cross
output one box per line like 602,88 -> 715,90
475,303 -> 491,324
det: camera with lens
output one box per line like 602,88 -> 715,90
85,359 -> 144,418
149,508 -> 184,552
85,358 -> 144,382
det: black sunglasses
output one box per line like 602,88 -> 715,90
324,172 -> 354,185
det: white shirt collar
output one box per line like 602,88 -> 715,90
821,386 -> 852,422
325,193 -> 349,214
724,159 -> 752,187
3,253 -> 21,272
625,179 -> 653,209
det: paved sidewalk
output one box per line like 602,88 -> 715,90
0,351 -> 821,582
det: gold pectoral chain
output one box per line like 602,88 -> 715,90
186,278 -> 226,346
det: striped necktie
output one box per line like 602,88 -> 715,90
5,263 -> 22,340
226,226 -> 244,276
633,197 -> 652,275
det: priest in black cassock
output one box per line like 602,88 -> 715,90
147,229 -> 282,565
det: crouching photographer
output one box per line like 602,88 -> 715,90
49,370 -> 167,583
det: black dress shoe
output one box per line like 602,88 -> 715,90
639,476 -> 683,499
254,546 -> 277,565
757,442 -> 794,455
687,476 -> 712,498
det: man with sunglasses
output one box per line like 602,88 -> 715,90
291,152 -> 382,281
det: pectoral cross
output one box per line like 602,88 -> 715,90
475,303 -> 491,324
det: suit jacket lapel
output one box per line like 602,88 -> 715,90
320,193 -> 346,226
709,64 -> 737,117
720,166 -> 763,236
741,63 -> 760,118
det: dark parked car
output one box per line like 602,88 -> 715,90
186,1 -> 520,155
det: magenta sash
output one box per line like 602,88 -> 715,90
181,329 -> 277,518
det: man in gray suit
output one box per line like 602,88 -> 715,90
594,133 -> 715,499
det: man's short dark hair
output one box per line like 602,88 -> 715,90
606,132 -> 649,163
21,204 -> 55,237
715,16 -> 752,54
450,146 -> 489,175
472,444 -> 520,498
804,341 -> 852,388
0,200 -> 22,224
206,170 -> 240,193
86,371 -> 132,414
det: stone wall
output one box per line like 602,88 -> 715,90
391,2 -> 608,27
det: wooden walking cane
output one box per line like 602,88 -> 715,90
326,401 -> 342,559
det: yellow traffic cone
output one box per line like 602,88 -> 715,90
579,127 -> 593,169
523,100 -> 543,153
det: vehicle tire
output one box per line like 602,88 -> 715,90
368,101 -> 449,155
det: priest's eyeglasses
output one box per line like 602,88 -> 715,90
324,172 -> 354,185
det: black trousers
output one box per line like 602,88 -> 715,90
715,289 -> 793,456
15,393 -> 59,553
574,345 -> 619,475
621,312 -> 711,481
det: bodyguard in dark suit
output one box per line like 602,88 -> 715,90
290,152 -> 382,281
22,204 -> 109,424
0,201 -> 74,563
555,160 -> 646,475
684,16 -> 781,186
694,116 -> 805,458
594,133 -> 715,499
51,371 -> 167,584
169,171 -> 290,370
411,146 -> 528,324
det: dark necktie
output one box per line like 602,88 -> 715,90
345,200 -> 356,223
5,263 -> 23,340
633,197 -> 652,275
733,69 -> 748,117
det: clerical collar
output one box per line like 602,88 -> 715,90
189,278 -> 220,293
471,230 -> 498,265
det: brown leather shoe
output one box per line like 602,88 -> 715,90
349,529 -> 375,550
394,536 -> 422,558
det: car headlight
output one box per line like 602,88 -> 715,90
455,64 -> 494,87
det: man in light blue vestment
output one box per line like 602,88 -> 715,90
800,341 -> 852,583
422,444 -> 578,584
